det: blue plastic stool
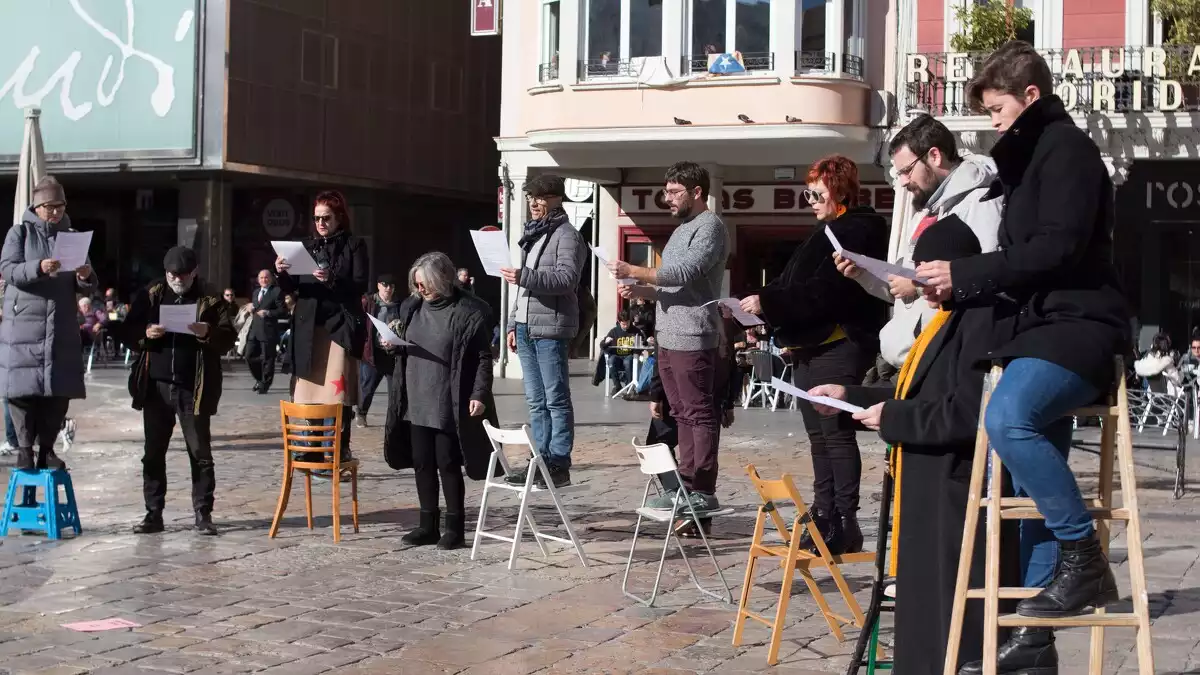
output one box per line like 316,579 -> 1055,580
1,469 -> 81,539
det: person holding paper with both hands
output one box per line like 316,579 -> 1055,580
736,155 -> 888,556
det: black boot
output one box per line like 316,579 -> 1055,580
15,447 -> 34,471
1017,533 -> 1119,618
958,627 -> 1058,675
38,448 -> 66,471
798,508 -> 843,555
402,509 -> 441,546
838,510 -> 864,554
438,512 -> 465,550
133,512 -> 165,535
194,513 -> 219,536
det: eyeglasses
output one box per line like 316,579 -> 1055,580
525,195 -> 550,204
40,202 -> 66,213
802,189 -> 827,204
663,188 -> 689,198
896,149 -> 931,178
313,215 -> 334,224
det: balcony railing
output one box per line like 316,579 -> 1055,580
539,61 -> 559,83
681,52 -> 774,76
906,46 -> 1200,116
578,57 -> 640,81
795,50 -> 836,74
843,54 -> 865,79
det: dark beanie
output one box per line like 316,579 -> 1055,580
32,175 -> 65,207
913,214 -> 982,264
163,246 -> 198,275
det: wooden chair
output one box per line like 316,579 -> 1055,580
943,359 -> 1154,675
733,465 -> 875,666
269,402 -> 360,543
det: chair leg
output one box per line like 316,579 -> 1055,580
351,468 -> 359,534
269,466 -> 293,538
539,460 -> 589,567
733,510 -> 768,648
766,557 -> 797,666
507,468 -> 538,570
621,514 -> 663,606
304,471 -> 314,530
331,468 -> 342,543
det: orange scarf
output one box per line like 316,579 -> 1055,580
887,309 -> 951,577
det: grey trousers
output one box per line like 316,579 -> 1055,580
8,396 -> 70,451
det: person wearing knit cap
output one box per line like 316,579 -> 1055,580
122,246 -> 237,536
0,174 -> 96,471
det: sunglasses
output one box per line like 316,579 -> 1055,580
802,189 -> 827,204
313,215 -> 334,224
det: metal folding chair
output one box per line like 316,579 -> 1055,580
621,439 -> 733,607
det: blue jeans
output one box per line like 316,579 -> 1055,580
515,323 -> 573,467
986,358 -> 1099,563
636,355 -> 656,393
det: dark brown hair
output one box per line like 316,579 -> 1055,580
966,40 -> 1053,113
806,155 -> 861,206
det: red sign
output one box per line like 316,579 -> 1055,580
619,184 -> 894,215
471,0 -> 500,36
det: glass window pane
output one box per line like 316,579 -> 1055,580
543,1 -> 560,64
588,0 -> 621,61
630,0 -> 663,58
800,0 -> 825,54
736,0 -> 771,54
692,0 -> 727,55
843,0 -> 854,54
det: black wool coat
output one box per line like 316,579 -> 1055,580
756,206 -> 889,350
951,95 -> 1131,391
844,307 -> 1020,675
277,231 -> 369,381
383,292 -> 499,480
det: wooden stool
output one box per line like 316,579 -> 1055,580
944,359 -> 1154,675
733,465 -> 875,666
269,402 -> 360,543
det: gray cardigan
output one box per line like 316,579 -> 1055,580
508,220 -> 586,341
0,210 -> 96,399
654,209 -> 729,351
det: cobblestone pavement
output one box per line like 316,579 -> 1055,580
0,362 -> 1196,674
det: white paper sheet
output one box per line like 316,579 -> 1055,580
271,241 -> 320,276
825,227 -> 923,284
771,377 -> 865,414
470,230 -> 511,277
702,298 -> 765,327
368,314 -> 410,347
159,304 -> 198,335
591,245 -> 637,285
52,231 -> 92,271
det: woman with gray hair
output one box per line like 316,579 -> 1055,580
383,252 -> 498,549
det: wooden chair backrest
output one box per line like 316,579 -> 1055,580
745,464 -> 806,543
279,401 -> 343,460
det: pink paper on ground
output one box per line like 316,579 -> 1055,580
62,618 -> 141,632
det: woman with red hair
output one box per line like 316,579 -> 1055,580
275,190 -> 369,465
739,155 -> 889,553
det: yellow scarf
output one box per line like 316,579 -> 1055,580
887,309 -> 951,577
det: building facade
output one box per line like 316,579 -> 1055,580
495,0 -> 902,378
898,0 -> 1200,349
0,0 -> 501,302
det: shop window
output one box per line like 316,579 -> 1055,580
540,0 -> 561,82
582,0 -> 662,78
625,240 -> 661,269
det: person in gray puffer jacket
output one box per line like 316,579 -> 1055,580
501,174 -> 586,489
0,175 -> 97,470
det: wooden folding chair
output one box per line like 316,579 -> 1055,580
269,402 -> 360,543
733,465 -> 875,666
944,359 -> 1154,675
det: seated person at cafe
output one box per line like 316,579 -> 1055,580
602,310 -> 643,388
78,296 -> 106,348
808,217 -> 1020,675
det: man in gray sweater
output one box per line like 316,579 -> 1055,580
608,162 -> 730,515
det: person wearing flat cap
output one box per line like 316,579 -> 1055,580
123,246 -> 237,536
0,175 -> 97,471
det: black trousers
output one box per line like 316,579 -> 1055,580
8,396 -> 70,452
792,338 -> 872,515
142,381 -> 215,516
410,424 -> 465,516
246,336 -> 277,391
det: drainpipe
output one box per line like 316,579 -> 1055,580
498,163 -> 514,378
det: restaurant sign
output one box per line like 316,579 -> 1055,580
620,184 -> 894,216
907,46 -> 1200,112
471,0 -> 500,37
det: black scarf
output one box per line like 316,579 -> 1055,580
308,229 -> 351,278
518,208 -> 569,252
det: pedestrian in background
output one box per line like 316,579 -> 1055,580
357,273 -> 403,428
384,252 -> 497,550
246,269 -> 285,394
0,175 -> 97,471
124,246 -> 236,535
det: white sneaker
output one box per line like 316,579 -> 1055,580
0,442 -> 12,456
59,418 -> 76,451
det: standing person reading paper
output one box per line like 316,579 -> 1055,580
916,41 -> 1130,675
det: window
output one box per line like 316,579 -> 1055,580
1014,0 -> 1037,45
692,0 -> 727,56
541,0 -> 561,82
735,0 -> 771,55
843,0 -> 864,76
799,0 -> 826,65
687,0 -> 772,73
301,30 -> 339,89
583,0 -> 663,78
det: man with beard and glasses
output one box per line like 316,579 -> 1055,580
607,161 -> 730,521
838,114 -> 1002,370
124,247 -> 236,536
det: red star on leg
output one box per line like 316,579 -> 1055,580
331,377 -> 346,395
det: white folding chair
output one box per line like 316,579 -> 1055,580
471,421 -> 589,570
621,439 -> 733,607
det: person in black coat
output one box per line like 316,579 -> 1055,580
383,252 -> 498,550
738,154 -> 889,555
916,42 -> 1128,673
813,216 -> 1022,675
275,190 -> 369,462
246,269 -> 285,394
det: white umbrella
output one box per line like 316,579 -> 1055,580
13,107 -> 45,225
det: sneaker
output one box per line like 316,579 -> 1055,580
58,419 -> 75,452
355,409 -> 367,428
194,514 -> 219,536
0,442 -> 13,456
680,491 -> 718,516
645,490 -> 678,510
504,466 -> 530,485
534,463 -> 571,489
